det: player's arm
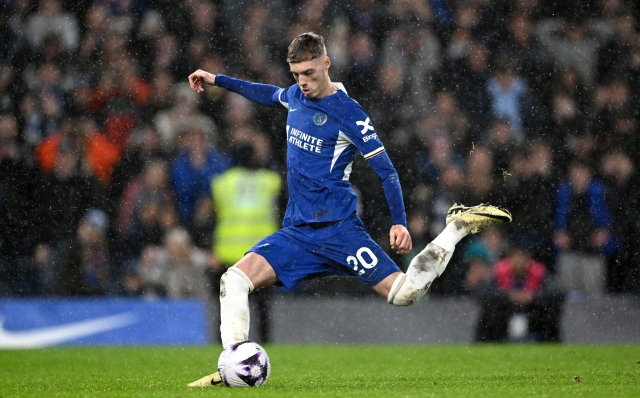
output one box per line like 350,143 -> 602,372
367,152 -> 412,255
188,69 -> 285,108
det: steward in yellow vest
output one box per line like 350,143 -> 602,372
211,145 -> 282,266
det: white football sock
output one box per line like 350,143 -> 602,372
220,267 -> 254,349
387,222 -> 467,306
387,243 -> 453,306
431,220 -> 468,253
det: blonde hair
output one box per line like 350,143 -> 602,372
287,32 -> 326,63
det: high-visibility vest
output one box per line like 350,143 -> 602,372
211,167 -> 281,264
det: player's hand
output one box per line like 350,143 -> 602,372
390,224 -> 412,255
188,69 -> 216,93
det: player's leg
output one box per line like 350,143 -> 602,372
219,226 -> 330,350
220,253 -> 277,349
383,204 -> 512,306
189,253 -> 277,388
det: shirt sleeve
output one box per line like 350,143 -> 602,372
367,151 -> 407,227
215,75 -> 287,108
339,106 -> 385,160
339,105 -> 405,226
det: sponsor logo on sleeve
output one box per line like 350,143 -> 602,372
356,117 -> 374,134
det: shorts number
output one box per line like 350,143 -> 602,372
347,247 -> 378,272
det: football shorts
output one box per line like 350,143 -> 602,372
247,212 -> 401,291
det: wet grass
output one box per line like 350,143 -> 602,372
0,344 -> 638,397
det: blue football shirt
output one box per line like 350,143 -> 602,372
214,75 -> 406,228
276,84 -> 386,226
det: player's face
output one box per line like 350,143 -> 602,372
290,56 -> 332,99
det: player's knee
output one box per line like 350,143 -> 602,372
386,273 -> 430,307
220,267 -> 254,299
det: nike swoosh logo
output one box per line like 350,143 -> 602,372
289,108 -> 298,112
473,212 -> 512,222
0,312 -> 137,349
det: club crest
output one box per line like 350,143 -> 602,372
313,113 -> 328,126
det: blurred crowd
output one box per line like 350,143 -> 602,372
1,0 -> 639,303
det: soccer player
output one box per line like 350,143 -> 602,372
187,32 -> 511,387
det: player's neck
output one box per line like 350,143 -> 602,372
316,78 -> 338,99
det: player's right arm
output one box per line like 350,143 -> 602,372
188,69 -> 286,108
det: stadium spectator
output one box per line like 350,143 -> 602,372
415,132 -> 464,187
554,160 -> 618,296
237,3 -> 284,79
474,244 -> 565,342
36,117 -> 121,186
556,66 -> 592,116
145,69 -> 177,119
153,33 -> 182,79
89,54 -> 152,148
132,9 -> 166,79
545,85 -> 588,170
448,40 -> 492,140
462,146 -> 500,205
2,0 -> 31,71
75,3 -> 111,83
461,226 -> 507,293
505,141 -> 557,266
596,12 -> 636,85
600,150 -> 639,292
170,126 -> 231,224
54,210 -> 111,296
368,62 -> 410,138
137,227 -> 213,300
504,13 -> 555,108
116,158 -> 177,266
0,112 -> 43,296
344,31 -> 378,99
592,78 -> 636,157
347,0 -> 385,43
379,23 -> 442,115
109,124 -> 166,221
155,83 -> 218,151
485,55 -> 541,139
25,0 -> 79,53
0,63 -> 21,115
36,136 -> 103,295
20,61 -> 68,145
484,118 -> 520,173
428,90 -> 469,153
536,17 -> 614,86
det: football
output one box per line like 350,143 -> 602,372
217,341 -> 271,387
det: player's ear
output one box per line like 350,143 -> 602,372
324,56 -> 331,70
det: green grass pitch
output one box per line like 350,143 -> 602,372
1,345 -> 639,397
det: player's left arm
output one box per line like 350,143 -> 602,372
368,152 -> 412,255
342,106 -> 411,254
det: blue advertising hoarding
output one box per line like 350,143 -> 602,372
0,298 -> 208,348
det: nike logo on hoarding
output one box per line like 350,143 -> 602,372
0,312 -> 137,349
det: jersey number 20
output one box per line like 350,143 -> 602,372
347,247 -> 378,275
